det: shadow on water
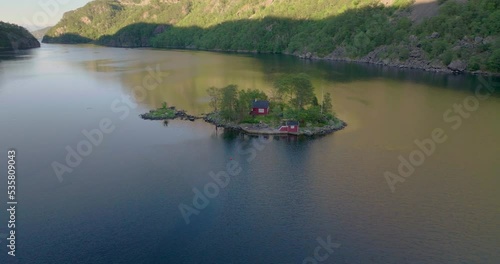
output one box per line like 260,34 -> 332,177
48,45 -> 500,100
0,49 -> 36,63
254,53 -> 500,97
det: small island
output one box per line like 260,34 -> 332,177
204,73 -> 346,136
141,73 -> 346,137
140,102 -> 199,121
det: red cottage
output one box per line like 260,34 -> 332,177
279,120 -> 299,133
251,100 -> 270,115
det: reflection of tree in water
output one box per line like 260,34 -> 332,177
81,59 -> 119,73
221,129 -> 240,141
81,48 -> 499,119
273,134 -> 301,143
258,53 -> 500,97
115,52 -> 278,115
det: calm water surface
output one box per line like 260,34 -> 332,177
0,44 -> 499,263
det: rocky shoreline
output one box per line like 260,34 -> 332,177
141,106 -> 346,137
291,35 -> 500,76
293,49 -> 471,75
140,44 -> 500,76
203,112 -> 347,137
39,40 -> 498,76
140,106 -> 200,121
148,32 -> 500,76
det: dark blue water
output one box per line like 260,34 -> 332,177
0,44 -> 499,263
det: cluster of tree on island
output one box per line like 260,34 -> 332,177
206,73 -> 337,127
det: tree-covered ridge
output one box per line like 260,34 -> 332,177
0,22 -> 40,51
43,0 -> 500,73
152,0 -> 500,72
151,5 -> 408,57
44,0 -> 381,43
415,0 -> 500,71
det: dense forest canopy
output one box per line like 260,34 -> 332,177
0,21 -> 40,51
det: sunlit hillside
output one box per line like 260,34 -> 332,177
43,0 -> 500,73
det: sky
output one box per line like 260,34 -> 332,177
0,0 -> 93,30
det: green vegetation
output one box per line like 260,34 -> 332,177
274,73 -> 315,109
43,0 -> 500,72
140,102 -> 176,120
413,0 -> 500,71
207,74 -> 338,127
208,85 -> 269,122
149,4 -> 409,58
43,0 -> 380,45
0,21 -> 40,51
323,93 -> 333,115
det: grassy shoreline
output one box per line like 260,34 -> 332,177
140,104 -> 199,121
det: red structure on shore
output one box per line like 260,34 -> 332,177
279,121 -> 299,133
250,100 -> 269,115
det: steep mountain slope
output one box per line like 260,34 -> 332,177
43,0 -> 383,44
43,0 -> 500,73
0,22 -> 41,51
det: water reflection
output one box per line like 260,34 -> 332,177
0,44 -> 499,263
68,45 -> 500,118
0,49 -> 36,63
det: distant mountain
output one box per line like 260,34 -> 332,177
43,0 -> 500,73
31,26 -> 52,40
0,21 -> 40,52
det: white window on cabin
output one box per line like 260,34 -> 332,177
290,126 -> 295,129
258,108 -> 264,113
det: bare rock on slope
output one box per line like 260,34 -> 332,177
448,60 -> 467,72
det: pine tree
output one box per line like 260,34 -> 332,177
322,92 -> 333,114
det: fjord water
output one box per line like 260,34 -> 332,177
0,44 -> 499,264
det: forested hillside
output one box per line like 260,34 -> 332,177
43,0 -> 500,73
0,22 -> 40,51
